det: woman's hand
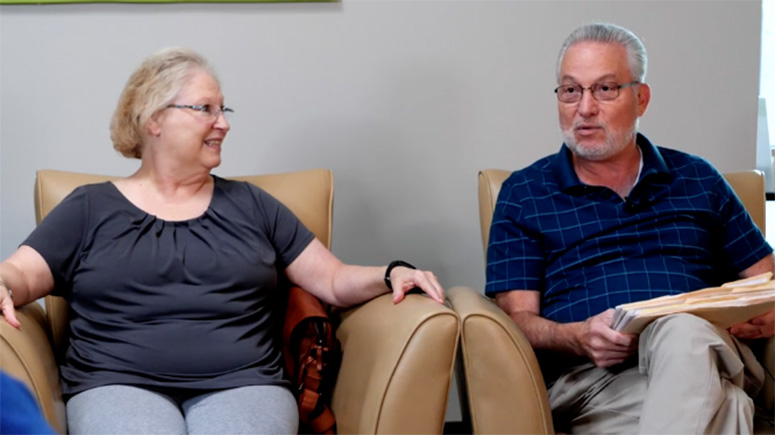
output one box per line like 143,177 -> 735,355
388,266 -> 444,304
0,282 -> 20,329
729,309 -> 775,339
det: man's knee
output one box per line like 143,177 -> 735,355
651,312 -> 717,332
638,313 -> 740,375
643,313 -> 726,350
639,313 -> 762,390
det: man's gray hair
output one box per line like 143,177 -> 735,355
557,23 -> 648,83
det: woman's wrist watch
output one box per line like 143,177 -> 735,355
384,260 -> 416,291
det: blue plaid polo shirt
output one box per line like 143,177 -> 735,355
485,133 -> 773,324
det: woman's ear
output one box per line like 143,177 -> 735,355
147,112 -> 163,137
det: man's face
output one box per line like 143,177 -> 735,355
557,41 -> 650,161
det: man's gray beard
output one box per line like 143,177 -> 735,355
562,124 -> 638,161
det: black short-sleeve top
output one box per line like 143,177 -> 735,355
23,175 -> 315,399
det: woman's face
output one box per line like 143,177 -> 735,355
149,69 -> 230,172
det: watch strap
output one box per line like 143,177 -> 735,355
384,260 -> 416,291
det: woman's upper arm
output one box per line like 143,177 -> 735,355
4,245 -> 55,302
284,238 -> 342,305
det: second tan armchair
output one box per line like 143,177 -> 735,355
0,169 -> 461,434
449,168 -> 775,434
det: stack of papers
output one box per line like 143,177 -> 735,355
611,272 -> 775,333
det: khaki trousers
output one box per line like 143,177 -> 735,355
548,313 -> 765,434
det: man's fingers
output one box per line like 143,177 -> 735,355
593,354 -> 630,368
731,323 -> 765,339
594,323 -> 637,348
749,309 -> 774,325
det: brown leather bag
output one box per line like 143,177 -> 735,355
283,286 -> 341,434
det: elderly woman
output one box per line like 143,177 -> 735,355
0,47 -> 444,434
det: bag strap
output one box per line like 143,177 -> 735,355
300,382 -> 336,433
297,321 -> 336,433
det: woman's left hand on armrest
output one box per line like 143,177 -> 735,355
388,266 -> 444,305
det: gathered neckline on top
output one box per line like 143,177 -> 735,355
105,175 -> 218,224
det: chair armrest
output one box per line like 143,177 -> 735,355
331,293 -> 460,434
0,303 -> 66,434
447,286 -> 553,434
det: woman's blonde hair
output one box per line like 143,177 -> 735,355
110,47 -> 216,158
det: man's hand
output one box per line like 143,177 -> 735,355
576,309 -> 638,368
729,308 -> 775,339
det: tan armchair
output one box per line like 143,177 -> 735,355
448,168 -> 775,434
0,169 -> 461,434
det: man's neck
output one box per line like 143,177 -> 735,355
573,144 -> 643,199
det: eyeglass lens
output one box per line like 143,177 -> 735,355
555,82 -> 626,103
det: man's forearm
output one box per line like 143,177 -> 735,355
509,310 -> 584,356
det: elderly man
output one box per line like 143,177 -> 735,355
485,22 -> 774,433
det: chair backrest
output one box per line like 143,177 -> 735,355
477,168 -> 767,259
723,170 -> 767,236
34,168 -> 334,357
477,169 -> 511,258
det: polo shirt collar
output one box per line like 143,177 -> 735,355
551,133 -> 672,192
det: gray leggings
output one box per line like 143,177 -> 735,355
67,384 -> 298,434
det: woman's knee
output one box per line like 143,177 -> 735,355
67,385 -> 185,434
183,385 -> 298,434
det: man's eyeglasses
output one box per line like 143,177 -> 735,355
167,104 -> 234,120
554,81 -> 640,103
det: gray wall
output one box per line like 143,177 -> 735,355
0,0 -> 763,422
